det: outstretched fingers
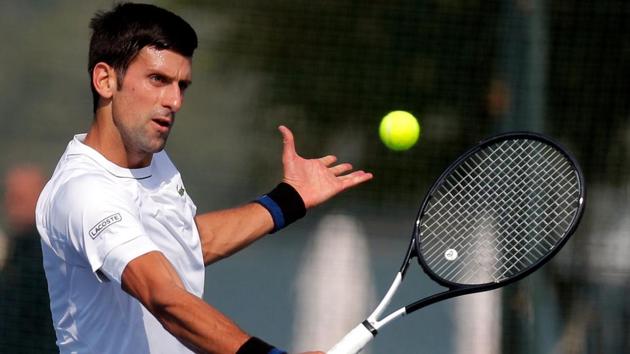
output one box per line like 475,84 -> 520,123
329,162 -> 353,176
338,170 -> 374,189
278,125 -> 373,208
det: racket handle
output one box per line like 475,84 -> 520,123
327,323 -> 375,354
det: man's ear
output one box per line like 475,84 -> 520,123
92,62 -> 117,100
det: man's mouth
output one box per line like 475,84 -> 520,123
152,117 -> 173,129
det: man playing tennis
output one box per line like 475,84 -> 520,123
35,3 -> 372,354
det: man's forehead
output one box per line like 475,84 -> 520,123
134,46 -> 192,75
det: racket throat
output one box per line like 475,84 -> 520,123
368,272 -> 403,321
366,272 -> 409,330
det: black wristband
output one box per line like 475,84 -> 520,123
255,182 -> 306,233
236,337 -> 287,354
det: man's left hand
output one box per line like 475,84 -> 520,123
278,125 -> 373,209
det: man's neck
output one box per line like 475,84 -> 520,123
84,109 -> 152,169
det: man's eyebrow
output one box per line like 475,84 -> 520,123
150,70 -> 192,85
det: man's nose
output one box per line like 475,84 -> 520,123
163,84 -> 183,112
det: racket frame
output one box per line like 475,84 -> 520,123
408,132 -> 586,313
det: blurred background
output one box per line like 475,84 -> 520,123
0,0 -> 628,353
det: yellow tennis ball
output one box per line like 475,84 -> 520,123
379,111 -> 421,151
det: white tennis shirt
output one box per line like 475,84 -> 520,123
36,134 -> 204,353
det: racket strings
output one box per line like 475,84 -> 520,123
419,139 -> 581,285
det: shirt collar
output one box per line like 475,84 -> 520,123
67,134 -> 154,180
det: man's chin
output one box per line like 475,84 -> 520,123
150,134 -> 169,153
139,141 -> 167,156
151,141 -> 167,153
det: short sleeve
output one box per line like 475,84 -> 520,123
99,236 -> 158,284
61,174 -> 159,284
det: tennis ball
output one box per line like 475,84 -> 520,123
379,111 -> 421,151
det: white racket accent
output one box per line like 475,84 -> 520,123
367,272 -> 405,328
327,273 -> 407,354
327,323 -> 374,354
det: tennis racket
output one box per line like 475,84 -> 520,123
328,132 -> 586,354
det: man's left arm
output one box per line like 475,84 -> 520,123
196,125 -> 373,265
195,202 -> 273,265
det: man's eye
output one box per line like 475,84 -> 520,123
150,75 -> 167,84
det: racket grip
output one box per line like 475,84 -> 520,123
327,323 -> 375,354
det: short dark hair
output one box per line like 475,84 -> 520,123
88,2 -> 198,112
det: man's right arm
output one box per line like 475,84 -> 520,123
121,251 -> 324,354
121,251 -> 250,353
